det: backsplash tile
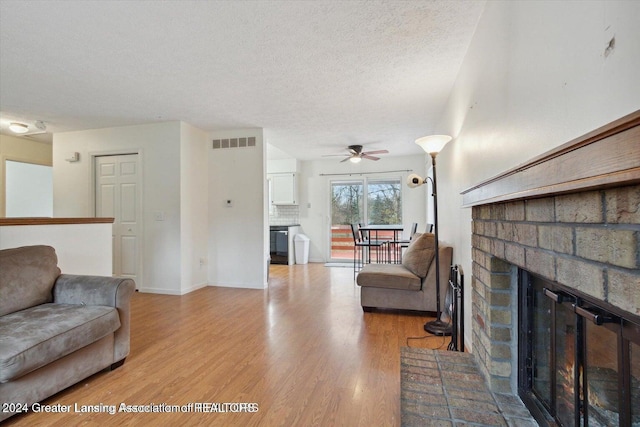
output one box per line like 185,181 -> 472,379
269,204 -> 300,225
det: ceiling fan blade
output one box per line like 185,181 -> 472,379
327,145 -> 385,162
362,149 -> 388,155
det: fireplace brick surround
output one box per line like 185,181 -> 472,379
461,111 -> 640,396
471,183 -> 639,392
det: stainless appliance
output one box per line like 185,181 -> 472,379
269,226 -> 289,265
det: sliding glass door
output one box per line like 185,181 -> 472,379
329,177 -> 402,261
367,179 -> 402,225
330,181 -> 364,260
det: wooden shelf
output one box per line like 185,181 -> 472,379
0,217 -> 114,226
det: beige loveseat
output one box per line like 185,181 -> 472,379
0,245 -> 135,421
356,233 -> 452,313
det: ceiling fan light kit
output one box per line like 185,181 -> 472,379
324,144 -> 389,163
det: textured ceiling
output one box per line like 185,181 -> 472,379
0,0 -> 485,160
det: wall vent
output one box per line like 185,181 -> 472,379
212,137 -> 256,150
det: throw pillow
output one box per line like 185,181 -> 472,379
402,233 -> 436,279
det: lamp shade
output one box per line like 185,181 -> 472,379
415,135 -> 452,154
9,122 -> 29,134
406,173 -> 425,188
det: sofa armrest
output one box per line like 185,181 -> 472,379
53,274 -> 136,362
53,274 -> 135,307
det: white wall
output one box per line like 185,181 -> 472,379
52,122 -> 268,293
435,0 -> 640,350
5,160 -> 53,217
0,134 -> 52,216
53,122 -> 183,294
208,128 -> 268,289
0,223 -> 112,276
180,122 -> 210,294
298,155 -> 428,263
267,158 -> 298,174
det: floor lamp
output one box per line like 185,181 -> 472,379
408,134 -> 452,336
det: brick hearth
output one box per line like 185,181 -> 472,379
400,347 -> 537,426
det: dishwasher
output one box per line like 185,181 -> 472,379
269,226 -> 289,265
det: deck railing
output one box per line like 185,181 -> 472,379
330,225 -> 394,261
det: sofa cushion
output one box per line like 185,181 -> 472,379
0,303 -> 120,382
401,233 -> 436,279
0,246 -> 61,317
357,264 -> 422,291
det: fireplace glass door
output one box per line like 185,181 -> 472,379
555,298 -> 578,426
519,271 -> 640,427
530,281 -> 552,408
585,316 -> 619,426
630,341 -> 640,424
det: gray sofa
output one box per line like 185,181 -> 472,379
0,245 -> 135,421
356,233 -> 453,312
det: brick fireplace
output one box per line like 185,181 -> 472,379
460,111 -> 640,424
470,183 -> 639,390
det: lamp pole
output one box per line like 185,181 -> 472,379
413,134 -> 452,337
423,152 -> 451,336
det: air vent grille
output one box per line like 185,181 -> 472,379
212,137 -> 256,150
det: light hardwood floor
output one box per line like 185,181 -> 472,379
5,263 -> 447,426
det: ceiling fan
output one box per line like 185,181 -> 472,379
324,145 -> 389,163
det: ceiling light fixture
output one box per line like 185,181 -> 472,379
9,122 -> 29,134
349,156 -> 362,164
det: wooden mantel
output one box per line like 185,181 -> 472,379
0,217 -> 114,226
461,110 -> 640,207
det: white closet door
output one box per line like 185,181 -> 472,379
95,154 -> 140,282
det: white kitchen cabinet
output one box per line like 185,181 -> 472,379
269,173 -> 298,205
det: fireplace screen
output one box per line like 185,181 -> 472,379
518,272 -> 640,426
